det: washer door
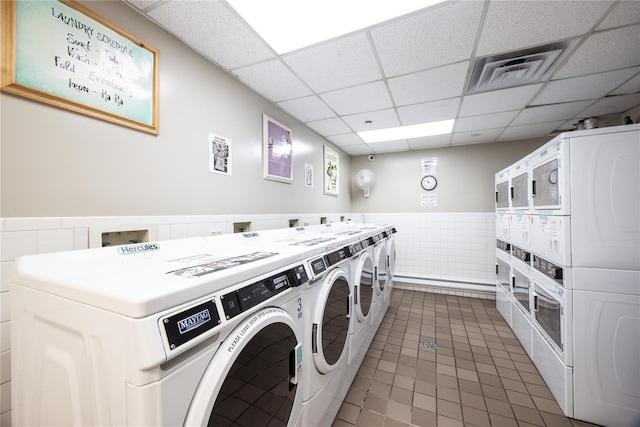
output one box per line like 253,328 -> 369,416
313,269 -> 350,373
387,237 -> 396,281
375,244 -> 388,296
184,307 -> 302,427
354,253 -> 374,321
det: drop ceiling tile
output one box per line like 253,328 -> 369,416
455,111 -> 519,132
283,33 -> 382,93
340,144 -> 374,156
388,62 -> 469,107
398,98 -> 460,125
511,100 -> 595,126
320,81 -> 392,116
578,93 -> 640,118
553,25 -> 640,79
342,109 -> 400,132
611,72 -> 640,95
125,0 -> 160,11
597,1 -> 640,30
233,60 -> 312,102
371,1 -> 483,77
499,121 -> 566,140
451,128 -> 504,146
532,67 -> 640,105
148,1 -> 274,69
459,84 -> 543,117
366,140 -> 410,153
277,96 -> 335,123
306,118 -> 351,137
327,133 -> 365,147
476,1 -> 613,56
407,134 -> 451,150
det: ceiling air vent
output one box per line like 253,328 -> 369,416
466,39 -> 579,95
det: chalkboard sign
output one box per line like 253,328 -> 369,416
1,0 -> 159,134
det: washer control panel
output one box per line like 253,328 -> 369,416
221,264 -> 308,320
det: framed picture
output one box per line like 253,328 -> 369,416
209,132 -> 231,175
263,114 -> 293,183
324,146 -> 339,196
1,0 -> 159,135
305,163 -> 313,187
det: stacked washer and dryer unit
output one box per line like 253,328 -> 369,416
10,221 -> 396,427
494,124 -> 640,427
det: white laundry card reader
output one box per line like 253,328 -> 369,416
221,264 -> 309,319
289,342 -> 303,388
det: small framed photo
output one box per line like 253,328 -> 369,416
324,145 -> 339,196
263,114 -> 293,183
209,132 -> 231,175
305,163 -> 313,187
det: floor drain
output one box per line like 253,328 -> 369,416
423,342 -> 438,350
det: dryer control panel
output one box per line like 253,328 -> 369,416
221,265 -> 308,320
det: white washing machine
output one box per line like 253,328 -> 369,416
347,238 -> 376,370
371,231 -> 390,330
10,237 -> 310,427
301,244 -> 354,427
384,226 -> 397,297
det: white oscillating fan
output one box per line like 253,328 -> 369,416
355,169 -> 376,198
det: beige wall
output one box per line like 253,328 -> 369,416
350,138 -> 547,213
0,1 -> 352,218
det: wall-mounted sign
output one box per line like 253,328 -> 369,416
305,163 -> 313,187
1,1 -> 160,134
422,157 -> 437,175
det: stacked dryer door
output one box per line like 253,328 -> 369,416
301,244 -> 353,427
10,238 -> 310,427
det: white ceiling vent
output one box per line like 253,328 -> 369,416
466,39 -> 579,95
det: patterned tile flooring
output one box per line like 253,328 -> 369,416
331,289 -> 599,427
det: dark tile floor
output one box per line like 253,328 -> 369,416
332,288 -> 599,427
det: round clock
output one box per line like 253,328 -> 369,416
421,175 -> 437,191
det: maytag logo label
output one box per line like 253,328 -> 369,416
117,243 -> 160,255
178,309 -> 211,334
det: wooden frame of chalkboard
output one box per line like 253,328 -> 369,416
1,0 -> 160,135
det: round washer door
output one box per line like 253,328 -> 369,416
375,244 -> 388,296
184,307 -> 302,427
312,269 -> 350,373
387,237 -> 396,281
354,253 -> 374,321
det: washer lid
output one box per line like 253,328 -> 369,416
11,237 -> 305,318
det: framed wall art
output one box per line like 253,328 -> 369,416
263,114 -> 293,183
324,145 -> 339,196
1,0 -> 160,134
209,132 -> 231,175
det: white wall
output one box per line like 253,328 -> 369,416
0,0 -> 352,218
350,138 -> 547,213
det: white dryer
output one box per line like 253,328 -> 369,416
371,231 -> 390,330
347,237 -> 375,370
301,244 -> 354,427
10,237 -> 310,427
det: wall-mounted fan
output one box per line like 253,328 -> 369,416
355,169 -> 376,198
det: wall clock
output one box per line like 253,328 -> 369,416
421,175 -> 437,191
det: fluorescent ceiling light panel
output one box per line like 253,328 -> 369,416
358,119 -> 455,143
227,0 -> 446,54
